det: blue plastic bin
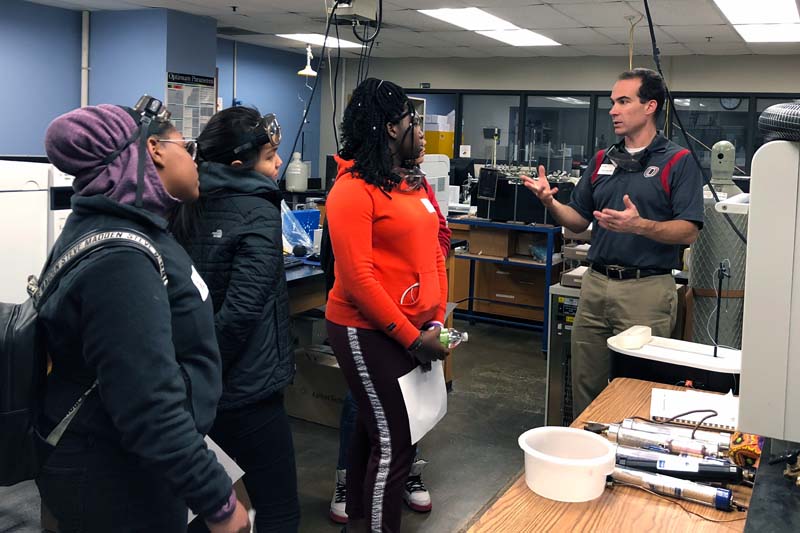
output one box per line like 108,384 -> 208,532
291,209 -> 321,239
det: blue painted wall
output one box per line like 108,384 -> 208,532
216,38 -> 235,108
167,11 -> 217,78
408,92 -> 457,117
218,40 -> 321,177
90,9 -> 168,106
0,0 -> 81,155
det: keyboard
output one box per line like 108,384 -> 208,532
283,255 -> 304,269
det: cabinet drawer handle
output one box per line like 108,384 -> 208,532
495,293 -> 515,300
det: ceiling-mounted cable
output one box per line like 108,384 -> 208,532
625,14 -> 644,70
642,0 -> 747,245
280,0 -> 341,181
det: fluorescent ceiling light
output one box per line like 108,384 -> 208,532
478,29 -> 561,47
674,98 -> 691,107
277,33 -> 361,48
713,0 -> 800,24
547,97 -> 589,105
418,7 -> 517,31
734,23 -> 800,42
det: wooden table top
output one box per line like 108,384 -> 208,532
466,378 -> 751,533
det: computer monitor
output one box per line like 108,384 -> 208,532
482,127 -> 500,141
476,167 -> 500,201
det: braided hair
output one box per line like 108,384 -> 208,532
339,78 -> 413,192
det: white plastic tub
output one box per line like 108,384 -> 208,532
518,426 -> 616,502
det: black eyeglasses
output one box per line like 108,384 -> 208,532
158,139 -> 198,161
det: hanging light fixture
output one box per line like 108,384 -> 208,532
297,44 -> 317,77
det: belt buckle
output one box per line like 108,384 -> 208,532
607,265 -> 626,280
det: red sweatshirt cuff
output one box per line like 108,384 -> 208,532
393,320 -> 422,350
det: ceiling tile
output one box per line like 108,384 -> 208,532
418,46 -> 495,58
656,43 -> 693,55
368,46 -> 429,58
483,4 -> 584,29
436,30 -> 506,47
594,26 -> 678,44
382,8 -> 462,31
473,0 -> 546,6
574,43 -> 631,56
552,1 -> 643,27
390,0 -> 473,9
532,45 -> 590,56
632,0 -> 727,26
483,46 -> 545,57
684,42 -> 754,55
740,42 -> 800,55
535,27 -> 616,45
373,28 -> 440,45
661,24 -> 743,43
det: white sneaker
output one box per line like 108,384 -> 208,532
329,469 -> 348,524
403,459 -> 432,512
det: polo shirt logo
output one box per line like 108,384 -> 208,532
644,166 -> 660,178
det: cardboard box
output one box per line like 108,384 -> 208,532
468,227 -> 513,258
291,311 -> 327,347
285,346 -> 348,429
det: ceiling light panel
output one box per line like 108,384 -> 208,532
733,23 -> 800,42
276,33 -> 361,48
417,7 -> 517,31
477,29 -> 561,46
713,0 -> 800,24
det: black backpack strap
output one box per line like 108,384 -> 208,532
30,229 -> 168,447
30,229 -> 168,308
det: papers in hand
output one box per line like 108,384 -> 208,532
398,360 -> 448,444
188,437 -> 246,524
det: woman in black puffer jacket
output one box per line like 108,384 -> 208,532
172,106 -> 298,533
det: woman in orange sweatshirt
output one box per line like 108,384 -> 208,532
325,78 -> 449,533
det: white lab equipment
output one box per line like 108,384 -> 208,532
420,154 -> 449,217
48,166 -> 74,251
738,139 -> 800,442
0,161 -> 49,304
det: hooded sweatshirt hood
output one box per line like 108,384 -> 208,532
45,104 -> 179,217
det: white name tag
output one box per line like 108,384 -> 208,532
420,198 -> 436,213
191,265 -> 209,301
597,163 -> 616,176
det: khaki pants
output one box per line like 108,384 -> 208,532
571,269 -> 677,416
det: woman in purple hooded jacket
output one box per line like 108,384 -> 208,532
36,102 -> 250,533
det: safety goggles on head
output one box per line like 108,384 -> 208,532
605,142 -> 650,173
94,95 -> 172,207
230,113 -> 281,156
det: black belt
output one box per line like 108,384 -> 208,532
591,263 -> 671,280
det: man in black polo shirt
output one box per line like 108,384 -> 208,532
523,68 -> 703,415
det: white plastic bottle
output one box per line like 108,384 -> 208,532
285,152 -> 308,192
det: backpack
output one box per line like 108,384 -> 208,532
0,229 -> 167,486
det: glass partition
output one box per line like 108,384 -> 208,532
461,94 -> 521,164
525,95 -> 590,172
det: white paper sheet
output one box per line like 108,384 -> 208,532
398,360 -> 448,444
188,436 -> 246,524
